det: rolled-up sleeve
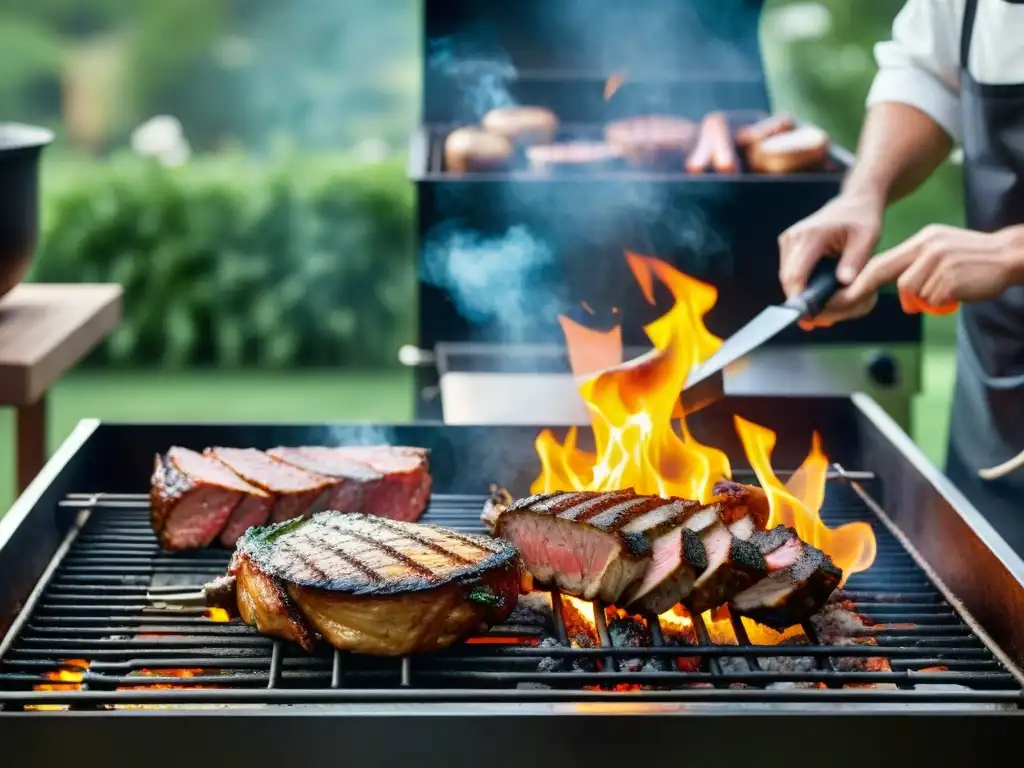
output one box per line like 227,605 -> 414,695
866,0 -> 963,142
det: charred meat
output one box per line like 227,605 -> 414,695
729,526 -> 842,630
496,484 -> 770,607
151,447 -> 271,551
227,511 -> 521,654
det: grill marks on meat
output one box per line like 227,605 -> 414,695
151,444 -> 433,550
229,512 -> 520,655
496,490 -> 668,602
151,447 -> 270,551
497,486 -> 771,607
207,447 -> 335,524
494,483 -> 842,628
268,446 -> 431,522
730,526 -> 842,630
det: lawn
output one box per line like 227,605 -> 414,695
0,351 -> 956,512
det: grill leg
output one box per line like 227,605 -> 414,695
16,395 -> 46,493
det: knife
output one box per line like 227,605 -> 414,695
680,259 -> 841,411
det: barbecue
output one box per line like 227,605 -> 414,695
0,403 -> 1023,763
151,445 -> 433,550
227,512 -> 521,655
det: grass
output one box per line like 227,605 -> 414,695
0,352 -> 957,513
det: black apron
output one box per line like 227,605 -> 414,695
945,0 -> 1024,553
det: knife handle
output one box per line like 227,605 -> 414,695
786,259 -> 841,318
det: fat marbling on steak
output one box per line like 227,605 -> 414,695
268,445 -> 431,522
226,511 -> 521,654
151,447 -> 272,550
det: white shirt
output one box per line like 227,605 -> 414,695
867,0 -> 1024,142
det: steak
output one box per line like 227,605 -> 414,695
206,447 -> 336,524
151,447 -> 270,551
497,490 -> 661,602
497,485 -> 773,608
227,512 -> 521,654
729,526 -> 842,629
268,446 -> 431,522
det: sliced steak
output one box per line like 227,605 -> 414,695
624,504 -> 719,614
729,526 -> 843,629
207,447 -> 336,524
229,512 -> 520,655
623,483 -> 771,615
219,493 -> 276,548
268,446 -> 431,522
496,489 -> 676,603
683,520 -> 767,614
151,447 -> 270,551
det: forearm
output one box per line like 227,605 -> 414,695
842,102 -> 953,206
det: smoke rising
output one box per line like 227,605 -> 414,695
421,225 -> 565,342
325,424 -> 398,446
428,36 -> 517,119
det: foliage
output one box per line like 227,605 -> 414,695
30,153 -> 415,369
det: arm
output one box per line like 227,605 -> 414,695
841,102 -> 952,207
779,0 -> 963,303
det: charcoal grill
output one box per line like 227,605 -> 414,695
0,395 -> 1021,765
408,0 -> 922,426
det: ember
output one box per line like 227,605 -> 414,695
531,252 -> 877,579
28,659 -> 90,711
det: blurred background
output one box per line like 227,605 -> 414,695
0,0 -> 962,509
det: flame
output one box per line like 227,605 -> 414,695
205,607 -> 231,622
736,417 -> 876,582
604,72 -> 627,100
28,659 -> 90,711
531,252 -> 877,590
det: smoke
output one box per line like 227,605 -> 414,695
324,424 -> 398,446
428,36 -> 517,119
421,225 -> 564,342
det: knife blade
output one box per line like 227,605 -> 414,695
681,260 -> 842,407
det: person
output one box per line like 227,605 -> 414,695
777,0 -> 1024,552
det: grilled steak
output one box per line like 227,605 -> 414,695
624,503 -> 719,614
729,526 -> 842,629
151,447 -> 271,551
496,486 -> 769,606
227,512 -> 521,654
683,518 -> 767,614
268,446 -> 431,522
206,447 -> 336,524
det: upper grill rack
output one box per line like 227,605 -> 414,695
1,472 -> 1022,709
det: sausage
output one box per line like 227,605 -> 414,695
686,112 -> 736,174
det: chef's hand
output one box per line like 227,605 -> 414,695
841,224 -> 1024,312
778,192 -> 885,329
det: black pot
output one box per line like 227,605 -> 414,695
0,123 -> 54,300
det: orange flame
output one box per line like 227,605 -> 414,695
532,252 -> 877,584
604,72 -> 627,100
735,417 -> 876,582
205,607 -> 231,623
33,659 -> 88,691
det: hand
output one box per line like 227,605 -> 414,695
842,224 -> 1024,311
778,192 -> 885,329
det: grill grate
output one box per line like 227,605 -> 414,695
1,472 -> 1022,709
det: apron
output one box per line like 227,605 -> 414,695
945,0 -> 1024,553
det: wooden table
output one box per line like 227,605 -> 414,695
0,284 -> 122,493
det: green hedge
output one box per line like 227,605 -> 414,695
31,152 -> 415,368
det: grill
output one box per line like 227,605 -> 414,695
408,0 -> 922,425
0,396 -> 1022,764
1,480 -> 1021,705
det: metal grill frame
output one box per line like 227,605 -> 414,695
0,395 -> 1023,765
